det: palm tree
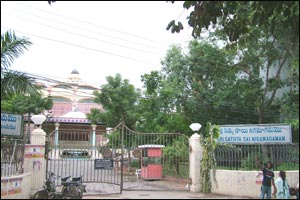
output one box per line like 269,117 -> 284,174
13,93 -> 53,116
1,30 -> 38,100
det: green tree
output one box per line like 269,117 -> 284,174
138,69 -> 191,134
88,73 -> 140,128
87,108 -> 103,125
168,1 -> 299,177
157,41 -> 240,132
11,93 -> 53,141
167,1 -> 299,46
167,1 -> 299,128
12,93 -> 53,116
138,71 -> 168,132
138,41 -> 237,135
1,30 -> 39,100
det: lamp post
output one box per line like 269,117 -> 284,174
189,123 -> 202,135
189,122 -> 202,192
30,114 -> 46,145
31,114 -> 46,129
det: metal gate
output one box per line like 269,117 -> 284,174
45,122 -> 190,194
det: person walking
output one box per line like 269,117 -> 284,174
255,158 -> 277,199
275,171 -> 290,199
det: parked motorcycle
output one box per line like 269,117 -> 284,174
61,175 -> 87,199
33,172 -> 86,199
33,172 -> 64,199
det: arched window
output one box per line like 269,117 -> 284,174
78,85 -> 97,90
79,98 -> 95,103
52,96 -> 72,102
54,84 -> 72,89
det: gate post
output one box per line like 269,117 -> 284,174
54,122 -> 59,146
91,124 -> 97,159
189,132 -> 203,192
23,115 -> 47,197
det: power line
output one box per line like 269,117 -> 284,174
1,26 -> 159,66
12,1 -> 171,46
2,7 -> 163,56
3,5 -> 289,78
3,2 -> 278,77
2,4 -> 165,51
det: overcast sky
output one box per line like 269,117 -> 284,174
1,1 -> 193,89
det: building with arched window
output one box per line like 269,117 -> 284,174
45,69 -> 103,118
30,70 -> 108,147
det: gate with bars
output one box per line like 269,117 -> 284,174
45,122 -> 190,194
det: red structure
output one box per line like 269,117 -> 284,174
138,144 -> 165,180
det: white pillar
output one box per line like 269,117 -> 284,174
189,132 -> 203,192
92,124 -> 97,147
54,122 -> 59,146
24,127 -> 46,197
91,125 -> 97,159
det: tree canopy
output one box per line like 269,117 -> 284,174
87,73 -> 140,129
167,1 -> 299,45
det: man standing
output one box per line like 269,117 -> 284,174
255,159 -> 277,199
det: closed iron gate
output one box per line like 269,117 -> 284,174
46,122 -> 190,194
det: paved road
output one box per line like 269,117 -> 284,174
82,190 -> 256,199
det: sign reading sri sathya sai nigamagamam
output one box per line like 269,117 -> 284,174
218,124 -> 292,144
1,113 -> 23,137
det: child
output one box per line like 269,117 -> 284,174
275,171 -> 290,199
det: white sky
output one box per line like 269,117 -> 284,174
1,1 -> 193,89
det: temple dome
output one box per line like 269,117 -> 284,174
71,69 -> 79,74
67,69 -> 82,83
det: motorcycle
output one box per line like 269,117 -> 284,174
33,172 -> 86,199
61,175 -> 87,199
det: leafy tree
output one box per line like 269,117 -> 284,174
137,71 -> 168,132
138,41 -> 237,135
167,1 -> 299,46
87,108 -> 103,125
1,30 -> 39,100
11,93 -> 53,141
157,41 -> 240,133
88,73 -> 140,129
144,38 -> 296,137
167,1 -> 298,128
12,93 -> 53,116
138,69 -> 191,134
